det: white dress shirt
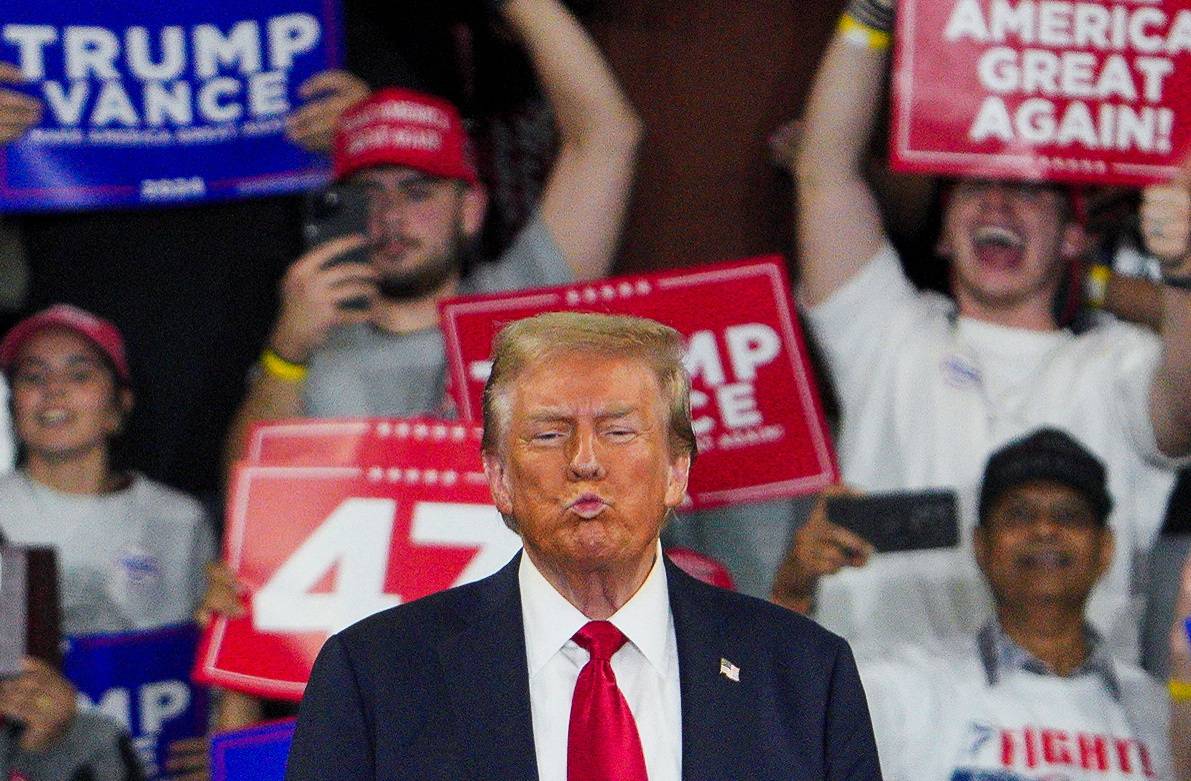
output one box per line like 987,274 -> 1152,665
519,545 -> 682,781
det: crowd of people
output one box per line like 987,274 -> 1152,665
0,0 -> 1188,778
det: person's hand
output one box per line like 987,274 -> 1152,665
166,736 -> 210,781
194,561 -> 248,627
1171,551 -> 1191,684
285,70 -> 370,153
771,485 -> 875,614
268,235 -> 377,365
0,63 -> 42,145
1141,174 -> 1191,270
0,657 -> 77,752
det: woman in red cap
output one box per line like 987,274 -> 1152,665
0,304 -> 214,778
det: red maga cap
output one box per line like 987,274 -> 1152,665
0,304 -> 130,383
331,88 -> 479,184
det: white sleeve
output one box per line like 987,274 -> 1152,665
1106,324 -> 1191,471
185,505 -> 218,613
857,656 -> 935,781
802,244 -> 922,408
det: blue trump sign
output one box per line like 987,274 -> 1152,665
0,0 -> 342,211
211,719 -> 296,781
63,623 -> 209,780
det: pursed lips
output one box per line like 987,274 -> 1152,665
567,493 -> 610,519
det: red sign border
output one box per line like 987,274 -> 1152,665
245,417 -> 484,464
194,465 -> 366,700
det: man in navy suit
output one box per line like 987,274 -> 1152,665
286,312 -> 881,780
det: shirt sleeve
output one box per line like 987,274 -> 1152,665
802,244 -> 923,410
857,653 -> 943,781
468,213 -> 573,294
185,505 -> 218,615
1105,322 -> 1191,471
9,711 -> 145,781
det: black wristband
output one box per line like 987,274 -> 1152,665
1162,273 -> 1191,291
846,0 -> 894,33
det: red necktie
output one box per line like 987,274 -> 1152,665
567,621 -> 648,781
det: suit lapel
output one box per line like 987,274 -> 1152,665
438,553 -> 539,780
667,559 -> 750,781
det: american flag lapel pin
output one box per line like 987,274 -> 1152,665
719,657 -> 740,682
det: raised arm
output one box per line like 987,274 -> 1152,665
795,0 -> 894,307
1141,169 -> 1191,458
499,0 -> 642,281
223,235 -> 376,472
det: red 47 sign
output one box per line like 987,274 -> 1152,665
439,257 -> 838,509
193,462 -> 520,699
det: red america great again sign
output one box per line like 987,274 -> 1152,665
891,0 -> 1191,185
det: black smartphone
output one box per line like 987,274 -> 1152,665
303,184 -> 373,310
826,489 -> 960,554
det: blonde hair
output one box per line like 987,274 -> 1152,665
480,312 -> 697,462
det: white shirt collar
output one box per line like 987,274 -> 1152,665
519,542 -> 672,678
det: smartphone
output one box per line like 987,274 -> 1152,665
303,183 -> 373,310
826,489 -> 960,554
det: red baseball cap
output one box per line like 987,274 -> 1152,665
331,88 -> 479,184
0,304 -> 130,384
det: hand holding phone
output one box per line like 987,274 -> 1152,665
303,184 -> 374,311
772,486 -> 873,613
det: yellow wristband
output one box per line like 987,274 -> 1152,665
839,13 -> 892,52
261,348 -> 309,383
1085,264 -> 1112,309
1171,679 -> 1191,701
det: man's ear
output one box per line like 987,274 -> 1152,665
483,451 -> 514,516
664,453 -> 692,510
460,183 -> 488,239
1059,221 -> 1087,260
973,524 -> 990,575
108,387 -> 134,435
1093,528 -> 1115,583
936,225 -> 955,259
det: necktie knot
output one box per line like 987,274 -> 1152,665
573,620 -> 628,661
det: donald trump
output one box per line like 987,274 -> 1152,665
286,312 -> 881,780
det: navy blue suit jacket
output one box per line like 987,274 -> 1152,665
285,553 -> 881,780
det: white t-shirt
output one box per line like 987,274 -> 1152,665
519,547 -> 682,781
805,246 -> 1184,660
859,638 -> 1171,781
0,470 -> 216,636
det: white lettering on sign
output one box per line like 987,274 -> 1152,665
78,680 -> 190,735
139,680 -> 190,735
0,16 -> 322,128
938,0 -> 1187,155
252,499 -> 518,636
252,498 -> 401,635
685,323 -> 781,435
408,502 -> 521,585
